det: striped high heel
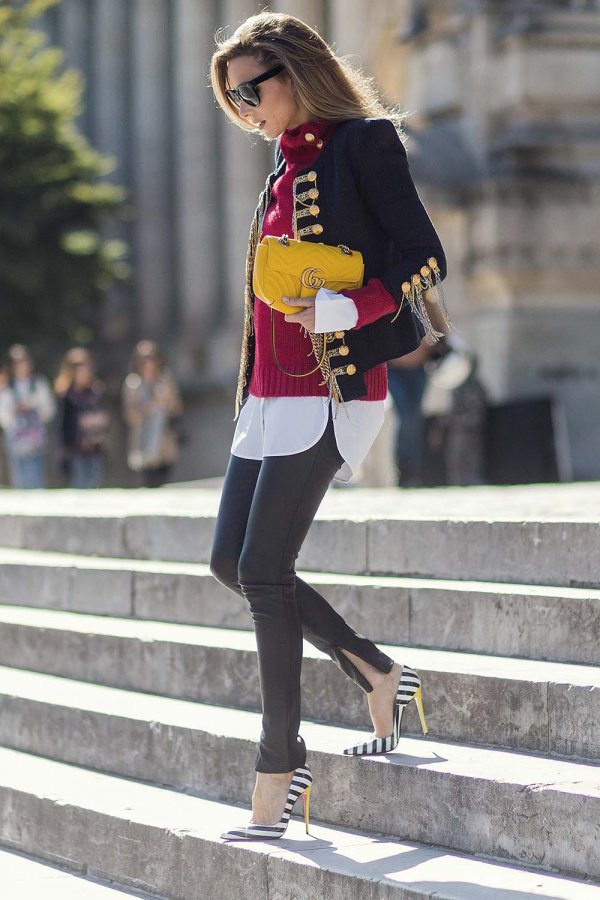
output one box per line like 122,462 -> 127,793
343,664 -> 428,756
220,764 -> 313,840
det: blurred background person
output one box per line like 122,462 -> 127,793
387,336 -> 442,488
444,352 -> 487,486
422,341 -> 488,486
0,344 -> 55,489
54,348 -> 110,489
122,340 -> 183,488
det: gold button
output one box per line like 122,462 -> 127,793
339,345 -> 350,356
402,281 -> 412,294
309,204 -> 320,216
307,171 -> 317,181
334,331 -> 345,340
316,139 -> 324,149
308,188 -> 319,200
305,132 -> 315,142
312,224 -> 323,235
346,364 -> 357,375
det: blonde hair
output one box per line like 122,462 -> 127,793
210,11 -> 404,137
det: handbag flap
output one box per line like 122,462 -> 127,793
253,237 -> 364,314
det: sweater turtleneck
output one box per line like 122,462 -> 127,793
249,117 -> 388,401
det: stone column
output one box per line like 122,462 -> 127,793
57,0 -> 94,136
90,0 -> 132,352
272,0 -> 325,34
130,0 -> 174,343
172,0 -> 221,381
328,0 -> 373,62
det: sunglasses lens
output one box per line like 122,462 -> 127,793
238,85 -> 259,107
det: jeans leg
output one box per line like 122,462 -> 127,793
236,420 -> 341,772
8,453 -> 45,489
211,452 -> 395,693
70,454 -> 104,489
241,416 -> 396,772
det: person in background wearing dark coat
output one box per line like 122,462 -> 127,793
55,348 -> 110,489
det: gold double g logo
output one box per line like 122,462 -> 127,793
301,267 -> 326,289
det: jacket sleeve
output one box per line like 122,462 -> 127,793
342,118 -> 448,332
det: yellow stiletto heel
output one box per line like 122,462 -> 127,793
303,783 -> 312,833
413,685 -> 428,734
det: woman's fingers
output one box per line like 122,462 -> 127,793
282,296 -> 315,308
283,296 -> 316,331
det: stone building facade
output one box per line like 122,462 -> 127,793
38,0 -> 600,481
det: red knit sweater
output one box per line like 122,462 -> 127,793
249,118 -> 397,399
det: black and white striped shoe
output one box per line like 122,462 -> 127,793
220,764 -> 313,841
342,665 -> 428,756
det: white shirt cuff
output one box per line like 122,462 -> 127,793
314,288 -> 358,333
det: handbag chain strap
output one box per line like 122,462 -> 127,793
271,309 -> 327,377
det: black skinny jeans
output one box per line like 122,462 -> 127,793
210,413 -> 395,773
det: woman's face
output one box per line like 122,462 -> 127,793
73,362 -> 93,388
12,357 -> 31,379
140,356 -> 159,381
226,56 -> 310,140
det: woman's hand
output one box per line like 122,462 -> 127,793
283,296 -> 315,332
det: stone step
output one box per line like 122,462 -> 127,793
0,606 -> 598,758
1,546 -> 598,665
0,672 -> 599,881
0,485 -> 598,586
1,749 -> 598,900
0,847 -> 156,898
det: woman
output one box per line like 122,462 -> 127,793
0,345 -> 55,489
55,348 -> 110,489
209,12 -> 447,841
121,340 -> 183,488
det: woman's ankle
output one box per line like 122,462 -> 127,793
338,647 -> 389,686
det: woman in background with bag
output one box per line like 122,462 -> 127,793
55,347 -> 110,489
0,344 -> 55,489
209,12 -> 449,840
121,340 -> 183,488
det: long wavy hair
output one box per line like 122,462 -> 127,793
210,11 -> 404,138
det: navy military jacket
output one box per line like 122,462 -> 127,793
245,117 -> 447,403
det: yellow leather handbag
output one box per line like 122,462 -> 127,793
252,234 -> 364,314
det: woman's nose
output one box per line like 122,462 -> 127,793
238,99 -> 254,119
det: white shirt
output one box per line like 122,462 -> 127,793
231,290 -> 383,483
231,395 -> 384,483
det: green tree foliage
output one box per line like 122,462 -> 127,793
0,0 -> 129,359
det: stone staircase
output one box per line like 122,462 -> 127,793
0,484 -> 599,899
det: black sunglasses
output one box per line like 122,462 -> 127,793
225,64 -> 285,109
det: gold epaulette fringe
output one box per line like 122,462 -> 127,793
390,257 -> 452,341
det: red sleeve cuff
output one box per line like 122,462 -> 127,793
340,277 -> 398,329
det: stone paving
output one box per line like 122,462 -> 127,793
0,484 -> 598,897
